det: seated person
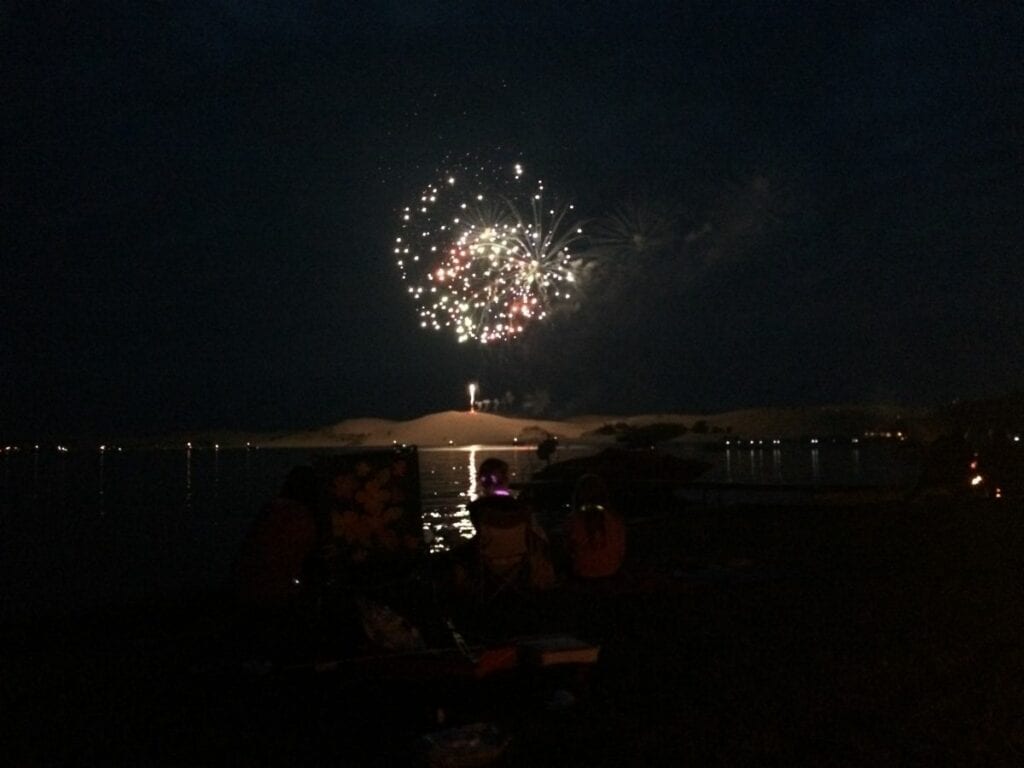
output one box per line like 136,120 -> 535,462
466,457 -> 554,592
566,474 -> 626,579
235,465 -> 328,659
237,465 -> 321,610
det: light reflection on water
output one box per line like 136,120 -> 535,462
0,441 -> 917,620
184,447 -> 193,512
0,441 -> 914,523
716,442 -> 910,486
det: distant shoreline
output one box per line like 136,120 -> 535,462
85,403 -> 943,451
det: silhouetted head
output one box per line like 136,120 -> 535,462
477,457 -> 510,496
280,465 -> 319,509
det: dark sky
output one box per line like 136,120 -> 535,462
3,2 -> 1022,438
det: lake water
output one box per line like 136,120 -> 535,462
0,441 -> 917,623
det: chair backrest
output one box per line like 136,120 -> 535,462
314,446 -> 423,589
477,518 -> 529,576
470,496 -> 534,600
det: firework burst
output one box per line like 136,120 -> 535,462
394,161 -> 584,344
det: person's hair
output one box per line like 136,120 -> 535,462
280,465 -> 319,509
573,474 -> 608,506
477,457 -> 509,491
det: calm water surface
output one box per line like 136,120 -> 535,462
0,442 -> 914,622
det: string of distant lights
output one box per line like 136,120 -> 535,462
395,161 -> 584,344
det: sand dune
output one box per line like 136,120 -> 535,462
256,403 -> 933,449
263,410 -> 596,448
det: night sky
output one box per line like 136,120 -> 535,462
3,2 -> 1022,438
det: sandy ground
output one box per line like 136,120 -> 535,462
4,494 -> 1022,766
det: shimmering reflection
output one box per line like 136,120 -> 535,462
98,449 -> 106,514
212,445 -> 220,505
749,448 -> 761,480
466,446 -> 480,501
422,447 -> 477,553
184,446 -> 193,511
0,441 -> 923,623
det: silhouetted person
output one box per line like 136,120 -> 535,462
465,458 -> 554,593
536,437 -> 558,465
238,466 -> 321,608
566,473 -> 626,579
236,466 -> 324,659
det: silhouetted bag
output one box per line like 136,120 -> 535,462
421,722 -> 511,767
526,531 -> 556,590
356,597 -> 425,652
567,503 -> 626,579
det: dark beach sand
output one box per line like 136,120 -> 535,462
4,497 -> 1023,766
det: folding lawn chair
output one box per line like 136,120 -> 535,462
476,515 -> 530,601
